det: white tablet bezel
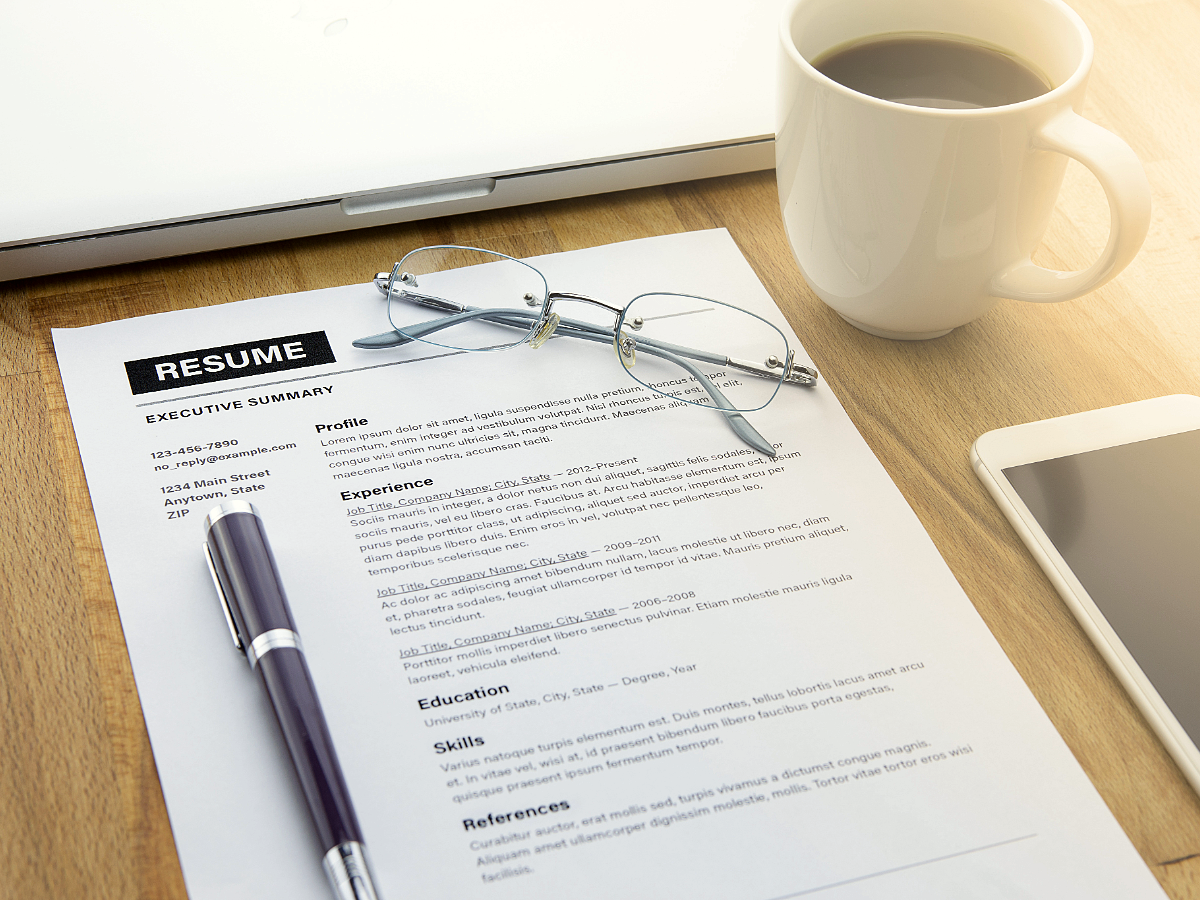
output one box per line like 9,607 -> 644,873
971,394 -> 1200,794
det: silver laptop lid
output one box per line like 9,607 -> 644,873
1,0 -> 780,280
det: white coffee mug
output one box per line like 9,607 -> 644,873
777,0 -> 1151,339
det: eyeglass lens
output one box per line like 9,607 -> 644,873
619,293 -> 789,412
386,247 -> 549,351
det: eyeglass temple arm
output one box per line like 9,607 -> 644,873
353,307 -> 777,455
366,277 -> 817,386
355,298 -> 817,387
373,273 -> 464,312
356,305 -> 740,370
353,308 -> 507,348
453,312 -> 779,456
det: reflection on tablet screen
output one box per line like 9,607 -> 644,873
1004,430 -> 1200,747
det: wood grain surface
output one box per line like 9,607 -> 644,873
4,0 -> 1200,895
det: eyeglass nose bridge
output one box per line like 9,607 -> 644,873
543,290 -> 638,362
525,290 -> 626,352
548,291 -> 624,316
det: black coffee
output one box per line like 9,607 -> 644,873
814,34 -> 1052,109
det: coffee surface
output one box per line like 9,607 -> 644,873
814,34 -> 1052,109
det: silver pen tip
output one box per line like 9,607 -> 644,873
324,842 -> 382,900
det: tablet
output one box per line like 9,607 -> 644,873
971,395 -> 1200,793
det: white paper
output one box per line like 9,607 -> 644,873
53,230 -> 1164,899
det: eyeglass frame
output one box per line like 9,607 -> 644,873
352,244 -> 819,456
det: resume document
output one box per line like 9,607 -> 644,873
52,231 -> 1165,898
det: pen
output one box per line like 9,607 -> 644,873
203,500 -> 382,900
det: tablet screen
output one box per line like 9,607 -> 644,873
1003,429 -> 1200,746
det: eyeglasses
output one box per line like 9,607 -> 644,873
352,245 -> 818,456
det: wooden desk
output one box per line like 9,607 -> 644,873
4,0 -> 1200,894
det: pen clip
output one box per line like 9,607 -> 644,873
203,542 -> 246,655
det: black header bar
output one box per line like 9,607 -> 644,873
125,331 -> 336,395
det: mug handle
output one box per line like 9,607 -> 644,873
990,110 -> 1151,303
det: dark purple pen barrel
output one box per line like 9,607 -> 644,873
205,510 -> 297,638
256,647 -> 364,851
205,505 -> 364,854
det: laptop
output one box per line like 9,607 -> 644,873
0,0 -> 781,281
